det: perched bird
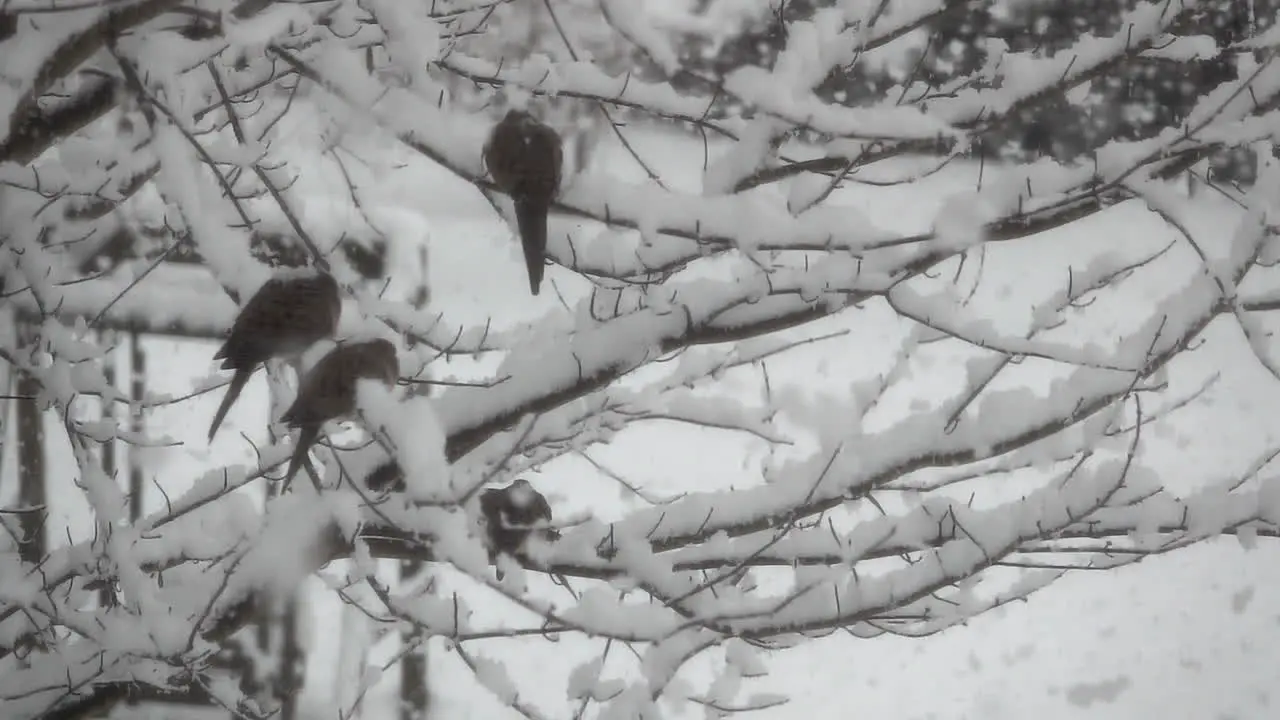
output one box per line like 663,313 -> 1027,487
483,109 -> 563,296
208,269 -> 342,442
279,338 -> 400,489
479,478 -> 558,580
364,459 -> 405,494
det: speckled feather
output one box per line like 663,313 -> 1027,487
480,478 -> 555,579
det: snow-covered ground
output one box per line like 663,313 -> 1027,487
12,116 -> 1280,719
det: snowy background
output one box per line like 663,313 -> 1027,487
2,0 -> 1280,718
12,119 -> 1275,720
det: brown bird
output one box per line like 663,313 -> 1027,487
208,270 -> 342,442
479,478 -> 558,580
483,109 -> 563,296
279,338 -> 400,489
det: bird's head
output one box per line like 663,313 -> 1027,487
509,478 -> 535,506
346,338 -> 400,387
502,108 -> 541,130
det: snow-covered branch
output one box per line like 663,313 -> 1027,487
4,0 -> 1280,716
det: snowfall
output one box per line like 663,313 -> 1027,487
6,106 -> 1280,720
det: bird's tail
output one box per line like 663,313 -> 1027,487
208,369 -> 251,442
514,196 -> 548,296
284,425 -> 320,490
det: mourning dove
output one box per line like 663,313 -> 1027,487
483,109 -> 564,296
279,338 -> 399,488
208,269 -> 342,442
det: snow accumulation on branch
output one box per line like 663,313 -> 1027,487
7,0 -> 1280,717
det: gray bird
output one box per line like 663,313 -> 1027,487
208,270 -> 342,442
483,109 -> 563,296
480,478 -> 558,580
279,338 -> 400,489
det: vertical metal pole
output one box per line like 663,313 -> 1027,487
98,332 -> 117,609
14,325 -> 45,566
128,330 -> 145,523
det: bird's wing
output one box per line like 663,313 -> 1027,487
483,121 -> 520,189
283,347 -> 341,425
479,488 -> 502,521
214,279 -> 281,361
546,125 -> 564,192
531,493 -> 553,523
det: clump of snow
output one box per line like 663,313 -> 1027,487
702,119 -> 779,197
1141,34 -> 1219,61
598,684 -> 659,720
787,173 -> 834,216
932,191 -> 994,251
365,0 -> 442,92
223,2 -> 317,59
237,494 -> 336,602
567,657 -> 607,701
151,123 -> 268,299
355,380 -> 449,500
723,637 -> 767,677
470,652 -> 519,706
601,0 -> 681,75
